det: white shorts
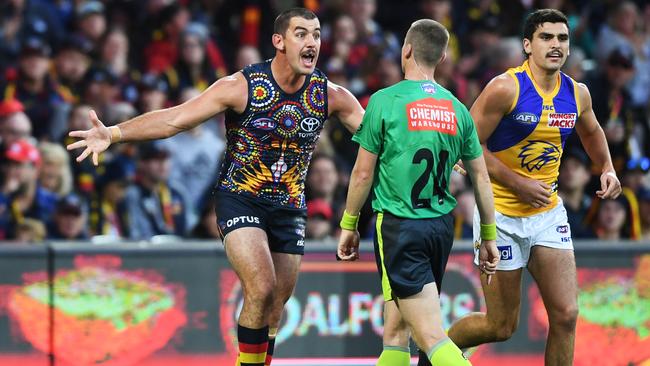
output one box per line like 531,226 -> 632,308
473,201 -> 573,270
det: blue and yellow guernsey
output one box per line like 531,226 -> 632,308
488,60 -> 581,217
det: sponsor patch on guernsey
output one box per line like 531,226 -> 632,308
548,113 -> 576,128
406,98 -> 457,135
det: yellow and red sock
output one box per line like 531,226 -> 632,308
237,325 -> 268,366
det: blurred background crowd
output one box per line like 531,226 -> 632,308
0,0 -> 648,244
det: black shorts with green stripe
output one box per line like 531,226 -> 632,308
374,211 -> 454,301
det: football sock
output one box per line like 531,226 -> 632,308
237,324 -> 268,366
377,345 -> 410,366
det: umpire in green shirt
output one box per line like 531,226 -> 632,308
336,19 -> 499,366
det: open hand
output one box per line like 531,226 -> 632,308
66,110 -> 111,166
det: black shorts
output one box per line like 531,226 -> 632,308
374,211 -> 454,301
214,191 -> 307,255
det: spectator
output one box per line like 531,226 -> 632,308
0,0 -> 65,69
306,199 -> 334,239
157,87 -> 224,228
38,141 -> 72,198
99,27 -> 138,104
621,156 -> 650,194
0,139 -> 57,238
558,148 -> 595,238
137,73 -> 169,113
46,193 -> 88,240
1,37 -> 67,141
74,1 -> 107,52
53,34 -> 93,104
124,143 -> 187,239
100,28 -> 130,81
306,154 -> 340,206
143,3 -> 191,73
190,196 -> 220,239
63,103 -> 105,196
584,49 -> 639,172
234,45 -> 262,71
163,23 -> 222,102
596,1 -> 650,107
453,188 -> 474,239
15,217 -> 46,243
88,157 -> 134,238
562,47 -> 587,82
81,66 -> 120,125
0,99 -> 32,147
638,187 -> 650,240
591,197 -> 629,240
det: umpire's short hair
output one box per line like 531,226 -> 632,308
405,19 -> 449,67
274,8 -> 318,36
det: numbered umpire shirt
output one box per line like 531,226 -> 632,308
353,80 -> 482,219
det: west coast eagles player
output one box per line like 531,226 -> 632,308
447,9 -> 621,366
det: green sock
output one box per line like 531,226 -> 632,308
377,345 -> 410,366
428,338 -> 471,365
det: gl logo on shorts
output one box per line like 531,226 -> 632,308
300,117 -> 321,132
226,216 -> 260,228
497,245 -> 513,260
556,225 -> 569,233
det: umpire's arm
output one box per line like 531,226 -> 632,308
463,155 -> 499,277
337,147 -> 377,261
344,147 -> 377,216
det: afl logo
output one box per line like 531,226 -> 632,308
252,117 -> 276,130
300,117 -> 321,132
513,112 -> 539,124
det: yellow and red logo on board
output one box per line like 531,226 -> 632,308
548,113 -> 576,128
406,98 -> 457,135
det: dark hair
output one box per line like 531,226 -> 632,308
405,19 -> 449,67
273,8 -> 318,35
522,9 -> 569,42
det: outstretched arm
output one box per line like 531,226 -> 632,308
67,72 -> 247,165
574,83 -> 621,199
327,81 -> 365,133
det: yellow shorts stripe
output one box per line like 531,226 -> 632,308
375,213 -> 392,301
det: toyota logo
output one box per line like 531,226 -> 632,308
300,117 -> 321,132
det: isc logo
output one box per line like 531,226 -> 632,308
497,245 -> 513,260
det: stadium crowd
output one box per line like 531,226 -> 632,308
0,0 -> 648,243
